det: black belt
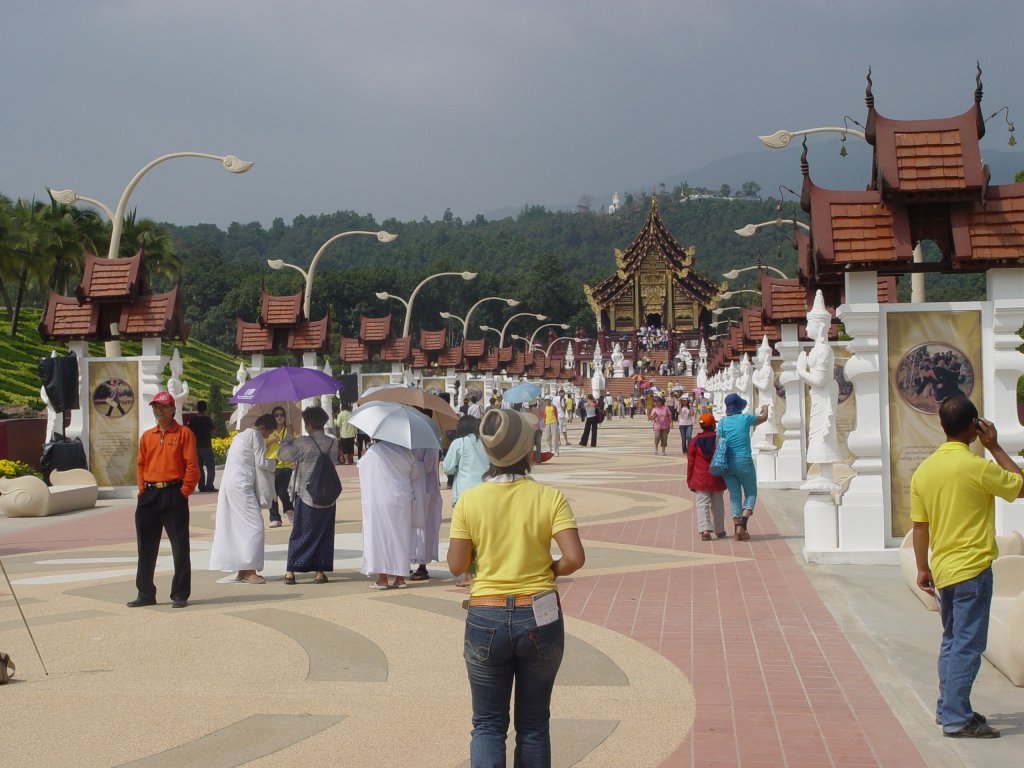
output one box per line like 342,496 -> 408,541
144,480 -> 182,489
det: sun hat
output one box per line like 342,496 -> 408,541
479,408 -> 538,467
699,413 -> 716,428
150,392 -> 175,407
724,393 -> 746,415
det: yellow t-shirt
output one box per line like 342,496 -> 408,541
910,441 -> 1022,588
450,477 -> 577,597
264,427 -> 294,469
543,405 -> 557,425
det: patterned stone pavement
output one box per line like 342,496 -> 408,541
0,416 -> 1019,766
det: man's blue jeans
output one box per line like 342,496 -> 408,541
678,424 -> 692,452
936,567 -> 992,732
722,456 -> 757,518
463,602 -> 565,767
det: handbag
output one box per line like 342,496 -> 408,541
305,436 -> 342,506
0,651 -> 14,684
708,431 -> 731,477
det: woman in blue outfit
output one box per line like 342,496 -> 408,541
718,393 -> 767,541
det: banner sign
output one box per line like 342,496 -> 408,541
89,360 -> 140,486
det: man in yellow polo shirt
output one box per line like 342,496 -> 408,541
911,395 -> 1024,739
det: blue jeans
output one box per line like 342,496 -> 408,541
678,424 -> 692,452
936,567 -> 992,732
463,602 -> 565,767
722,456 -> 757,518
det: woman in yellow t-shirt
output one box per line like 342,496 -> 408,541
264,406 -> 297,527
447,409 -> 585,766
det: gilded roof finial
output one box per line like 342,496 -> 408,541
865,66 -> 874,109
975,61 -> 984,105
650,189 -> 659,211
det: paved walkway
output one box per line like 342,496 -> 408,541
0,417 -> 1020,766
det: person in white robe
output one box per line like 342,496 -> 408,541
359,440 -> 419,589
410,447 -> 442,580
210,414 -> 277,584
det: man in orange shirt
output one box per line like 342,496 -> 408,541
128,392 -> 199,609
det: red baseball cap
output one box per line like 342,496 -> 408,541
150,392 -> 175,407
698,413 -> 716,428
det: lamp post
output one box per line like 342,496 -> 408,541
722,265 -> 791,280
522,322 -> 570,349
734,220 -> 810,237
377,271 -> 477,338
719,289 -> 761,300
712,306 -> 744,317
758,122 -> 866,149
479,312 -> 547,347
440,296 -> 519,341
543,336 -> 586,357
268,230 -> 397,318
47,190 -> 115,221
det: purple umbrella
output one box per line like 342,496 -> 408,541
229,367 -> 338,405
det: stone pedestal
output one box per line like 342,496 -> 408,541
803,488 -> 839,561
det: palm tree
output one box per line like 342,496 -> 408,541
118,210 -> 181,291
5,199 -> 57,336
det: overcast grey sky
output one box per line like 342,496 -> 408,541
3,1 -> 1022,227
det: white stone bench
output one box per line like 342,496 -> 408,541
899,530 -> 1024,611
985,554 -> 1024,687
0,468 -> 99,517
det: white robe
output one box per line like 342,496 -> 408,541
359,441 -> 418,577
210,428 -> 275,572
410,448 -> 443,564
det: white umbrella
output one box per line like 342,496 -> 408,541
349,401 -> 441,450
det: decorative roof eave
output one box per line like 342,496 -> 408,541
961,181 -> 1024,268
760,273 -> 810,323
741,308 -> 780,344
287,316 -> 331,353
38,291 -> 101,341
260,290 -> 304,328
119,287 -> 189,340
380,336 -> 412,362
359,313 -> 393,343
462,338 -> 486,358
76,250 -> 143,303
419,327 -> 448,351
236,317 -> 275,353
338,336 -> 370,363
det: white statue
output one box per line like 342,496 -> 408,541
696,358 -> 708,390
736,354 -> 753,412
564,341 -> 575,369
797,290 -> 842,488
751,336 -> 778,445
167,348 -> 189,421
230,362 -> 249,432
320,359 -> 335,432
611,343 -> 625,378
591,343 -> 605,398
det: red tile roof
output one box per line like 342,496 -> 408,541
261,291 -> 303,327
359,314 -> 392,342
463,339 -> 486,357
119,288 -> 187,339
380,337 -> 411,362
338,336 -> 369,363
741,309 -> 780,344
410,349 -> 428,368
76,251 -> 142,302
236,318 -> 275,353
965,183 -> 1024,264
497,346 -> 514,363
476,349 -> 500,372
419,328 -> 447,351
760,275 -> 809,322
38,292 -> 100,341
437,346 -> 463,367
288,317 -> 330,352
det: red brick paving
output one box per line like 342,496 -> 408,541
561,457 -> 927,768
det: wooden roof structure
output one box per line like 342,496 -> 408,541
235,289 -> 329,355
799,66 -> 1024,282
584,198 -> 724,335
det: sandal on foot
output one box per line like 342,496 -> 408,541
700,531 -> 713,541
313,573 -> 328,584
716,531 -> 728,539
284,574 -> 296,585
241,574 -> 266,584
371,582 -> 390,590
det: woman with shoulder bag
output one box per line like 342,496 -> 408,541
718,394 -> 768,541
448,408 -> 585,766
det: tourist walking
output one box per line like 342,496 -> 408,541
687,413 -> 727,540
128,391 -> 198,609
447,408 -> 586,766
264,406 -> 296,528
578,394 -> 601,447
677,397 -> 693,453
334,402 -> 357,465
542,397 -> 560,457
442,415 -> 490,587
187,400 -> 217,492
209,414 -> 277,584
360,439 -> 418,589
911,396 -> 1024,738
648,395 -> 673,455
718,393 -> 767,541
410,436 -> 443,581
279,406 -> 337,585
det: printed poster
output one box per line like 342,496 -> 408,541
887,310 -> 982,537
89,360 -> 140,486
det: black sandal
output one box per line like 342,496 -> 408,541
700,531 -> 713,541
284,574 -> 296,585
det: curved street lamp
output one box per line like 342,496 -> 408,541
268,230 -> 396,318
722,265 -> 791,280
543,336 -> 588,357
479,312 -> 547,347
522,322 -> 570,349
51,152 -> 254,260
758,125 -> 866,149
47,189 -> 115,221
712,305 -> 745,317
440,296 -> 519,340
734,219 -> 810,237
377,271 -> 477,337
719,289 -> 761,300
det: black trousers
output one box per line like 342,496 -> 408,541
268,467 -> 294,522
196,445 -> 216,490
134,486 -> 191,602
579,417 -> 598,447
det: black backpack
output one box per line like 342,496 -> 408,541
305,436 -> 342,506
